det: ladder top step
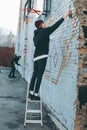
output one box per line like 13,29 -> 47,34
28,99 -> 41,102
26,110 -> 41,113
25,120 -> 42,124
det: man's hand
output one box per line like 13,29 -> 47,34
63,10 -> 72,19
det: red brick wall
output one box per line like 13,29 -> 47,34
0,47 -> 15,67
74,0 -> 87,130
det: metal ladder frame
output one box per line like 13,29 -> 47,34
24,81 -> 43,127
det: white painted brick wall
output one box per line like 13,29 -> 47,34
41,0 -> 79,130
16,0 -> 80,130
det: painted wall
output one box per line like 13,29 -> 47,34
40,0 -> 79,130
15,0 -> 87,130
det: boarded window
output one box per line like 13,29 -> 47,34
82,26 -> 87,38
78,87 -> 87,109
24,0 -> 34,19
43,0 -> 51,16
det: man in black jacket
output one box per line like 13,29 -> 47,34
29,10 -> 72,100
8,55 -> 21,78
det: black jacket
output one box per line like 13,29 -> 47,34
11,56 -> 20,67
33,18 -> 64,58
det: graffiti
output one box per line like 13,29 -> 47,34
22,8 -> 41,16
48,16 -> 54,26
52,47 -> 58,67
45,34 -> 74,84
23,0 -> 41,20
44,13 -> 80,84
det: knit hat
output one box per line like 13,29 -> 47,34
35,20 -> 44,28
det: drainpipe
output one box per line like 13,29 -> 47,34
22,16 -> 29,78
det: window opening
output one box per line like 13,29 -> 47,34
24,0 -> 34,20
42,0 -> 51,16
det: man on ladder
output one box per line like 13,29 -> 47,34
29,9 -> 72,100
24,9 -> 72,127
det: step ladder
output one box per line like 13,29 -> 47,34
24,81 -> 43,127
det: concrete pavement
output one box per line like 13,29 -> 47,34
0,67 -> 59,130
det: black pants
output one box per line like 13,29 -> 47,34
29,58 -> 47,94
8,66 -> 15,77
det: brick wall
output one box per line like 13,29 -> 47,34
39,0 -> 87,129
0,47 -> 15,67
16,0 -> 87,130
41,0 -> 79,130
74,0 -> 87,130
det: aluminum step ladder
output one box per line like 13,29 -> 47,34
24,81 -> 43,127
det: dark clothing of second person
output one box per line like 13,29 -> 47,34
8,56 -> 20,78
29,18 -> 64,95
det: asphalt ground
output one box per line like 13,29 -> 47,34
0,67 -> 60,130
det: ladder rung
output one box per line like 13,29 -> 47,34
26,110 -> 41,113
24,86 -> 42,126
25,120 -> 42,124
28,99 -> 40,102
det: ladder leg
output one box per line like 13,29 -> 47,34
41,100 -> 43,126
24,83 -> 43,126
40,88 -> 43,126
24,81 -> 30,126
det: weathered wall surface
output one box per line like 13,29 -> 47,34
16,0 -> 87,130
73,0 -> 87,130
41,0 -> 79,130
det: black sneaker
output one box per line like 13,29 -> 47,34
8,75 -> 12,78
29,93 -> 34,100
33,95 -> 40,100
12,76 -> 16,78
